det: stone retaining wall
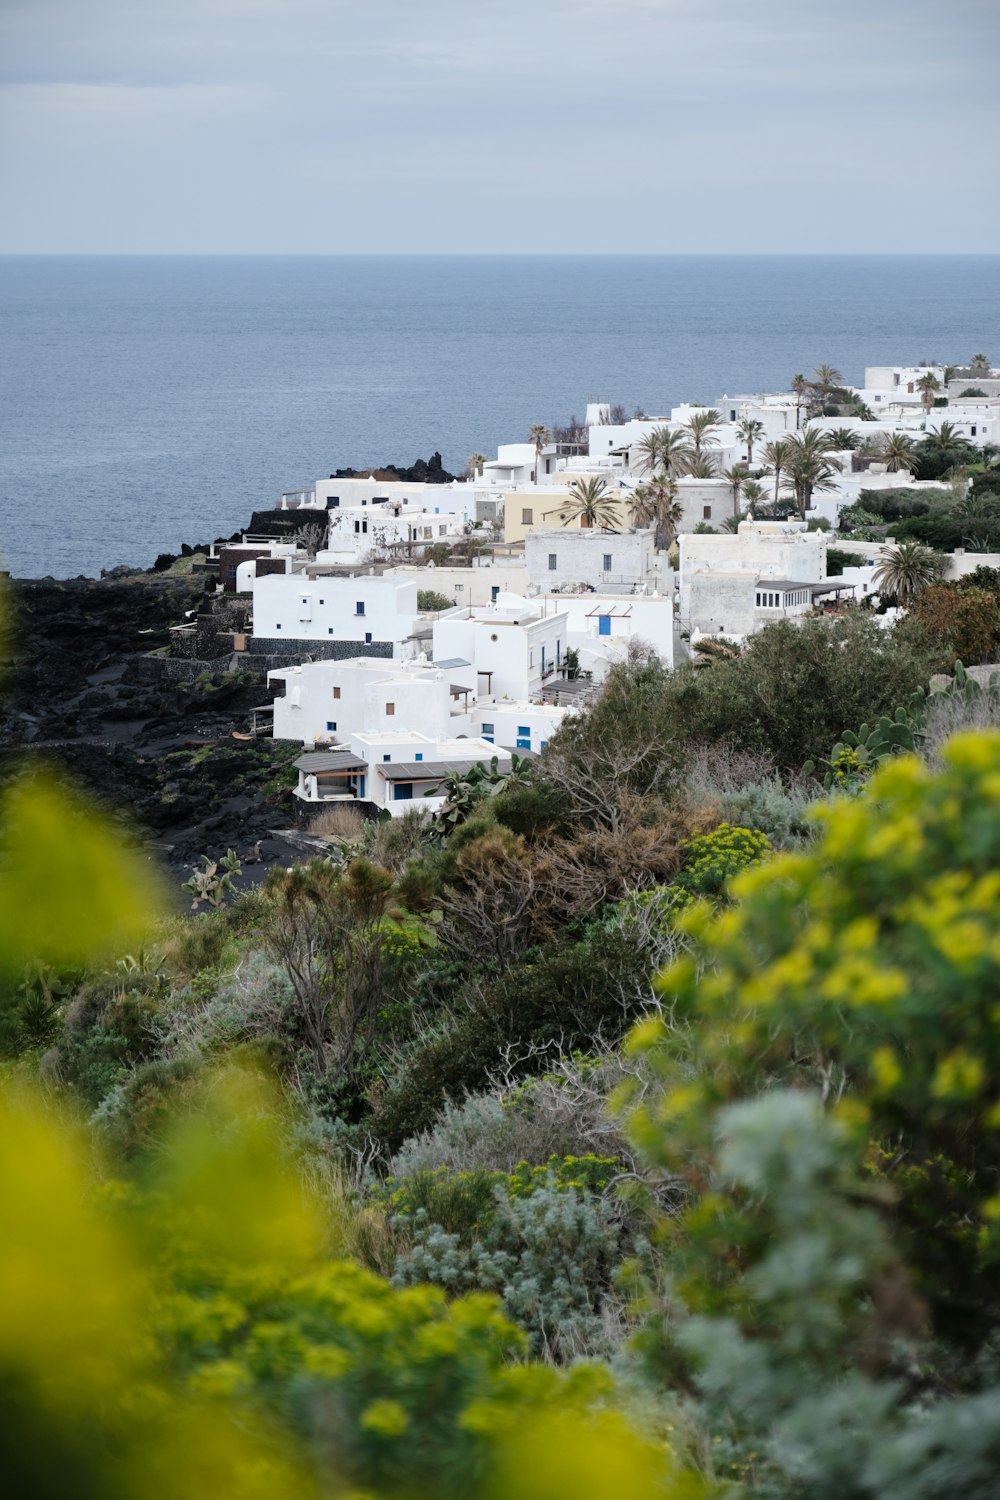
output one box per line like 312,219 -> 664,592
247,637 -> 393,660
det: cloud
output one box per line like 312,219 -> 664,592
0,0 -> 996,250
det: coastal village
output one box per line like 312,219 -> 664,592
141,355 -> 1000,822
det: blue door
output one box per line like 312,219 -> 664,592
598,614 -> 611,636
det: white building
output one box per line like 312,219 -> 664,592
524,528 -> 657,592
251,573 -> 420,654
318,503 -> 463,567
279,475 -> 497,524
269,655 -> 476,746
383,559 -> 530,608
678,520 -> 841,641
291,735 -> 511,816
472,701 -> 572,754
432,596 -> 569,701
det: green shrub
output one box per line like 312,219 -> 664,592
392,1177 -> 630,1360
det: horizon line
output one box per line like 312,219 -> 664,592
2,250 -> 999,260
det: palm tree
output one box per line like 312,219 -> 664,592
629,476 -> 683,550
826,427 -> 860,450
648,474 -> 684,550
686,454 -> 720,478
528,423 -> 550,482
741,479 -> 767,513
761,437 -> 794,506
721,463 -> 751,519
970,353 -> 992,374
813,363 -> 843,394
564,477 -> 619,530
790,374 -> 810,428
878,433 -> 918,473
737,417 -> 765,464
871,542 -> 942,603
636,430 -> 663,475
916,372 -> 941,425
685,409 -> 721,459
692,637 -> 742,666
657,426 -> 695,477
465,453 -> 487,479
783,428 -> 840,518
627,483 -> 657,528
919,420 -> 977,476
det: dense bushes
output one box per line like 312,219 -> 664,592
547,614 -> 940,772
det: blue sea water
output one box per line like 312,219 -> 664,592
1,255 -> 998,580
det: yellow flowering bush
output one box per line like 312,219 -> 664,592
628,731 -> 1000,1341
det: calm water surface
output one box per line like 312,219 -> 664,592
2,255 -> 998,578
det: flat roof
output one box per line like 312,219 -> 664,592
294,751 -> 369,773
756,579 -> 855,592
379,758 -> 507,781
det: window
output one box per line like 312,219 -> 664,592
730,409 -> 736,421
362,520 -> 368,534
521,508 -> 533,524
326,721 -> 337,732
415,752 -> 423,762
481,721 -> 494,736
455,583 -> 464,591
540,739 -> 548,750
972,426 -> 978,437
365,632 -> 372,643
354,520 -> 360,533
355,601 -> 365,615
319,598 -> 324,605
385,702 -> 395,716
516,737 -> 531,750
439,525 -> 447,535
328,627 -> 334,634
556,639 -> 561,664
276,623 -> 282,630
703,505 -> 712,519
545,458 -> 552,473
548,553 -> 557,570
383,754 -> 391,763
598,614 -> 611,636
603,553 -> 612,571
491,586 -> 500,602
518,725 -> 530,736
332,686 -> 341,699
394,783 -> 413,800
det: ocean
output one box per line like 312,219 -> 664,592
1,254 -> 998,580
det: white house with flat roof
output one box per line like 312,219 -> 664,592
525,527 -> 657,592
383,559 -> 530,608
677,520 -> 857,641
472,701 -> 572,754
291,734 -> 510,816
252,573 -> 419,654
268,655 -> 477,746
432,596 -> 569,701
318,504 -> 463,566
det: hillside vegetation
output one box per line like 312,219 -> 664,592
4,604 -> 1000,1497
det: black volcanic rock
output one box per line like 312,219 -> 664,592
331,452 -> 458,484
0,571 -> 302,887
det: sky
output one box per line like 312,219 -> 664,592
1,0 -> 998,254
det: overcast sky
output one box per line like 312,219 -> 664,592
1,0 -> 997,253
